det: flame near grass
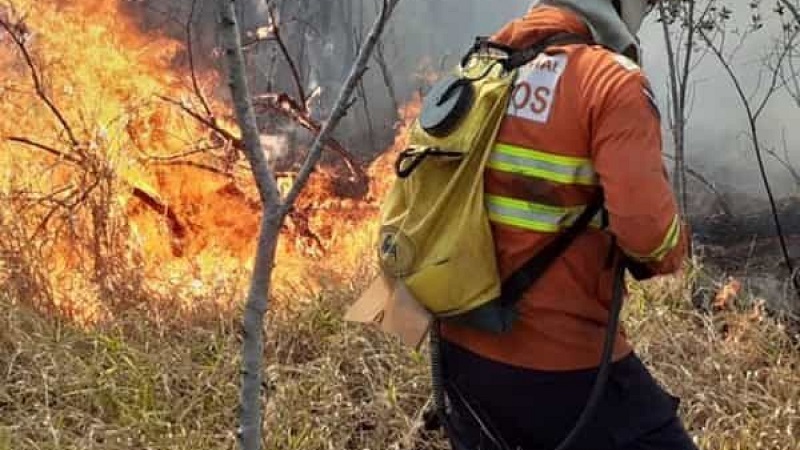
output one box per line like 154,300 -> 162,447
0,0 -> 414,325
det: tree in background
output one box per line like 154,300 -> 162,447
656,0 -> 717,219
697,0 -> 800,288
217,1 -> 402,449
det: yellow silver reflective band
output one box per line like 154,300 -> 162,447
627,215 -> 681,262
486,195 -> 603,232
488,143 -> 598,185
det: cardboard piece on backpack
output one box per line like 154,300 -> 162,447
344,275 -> 432,349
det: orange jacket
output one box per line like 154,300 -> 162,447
441,6 -> 687,370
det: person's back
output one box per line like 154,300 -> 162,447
438,1 -> 698,449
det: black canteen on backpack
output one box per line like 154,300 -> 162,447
419,75 -> 475,137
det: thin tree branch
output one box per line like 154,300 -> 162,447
754,28 -> 799,118
373,35 -> 400,120
784,46 -> 800,106
662,153 -> 733,216
0,15 -> 78,146
700,28 -> 797,288
658,1 -> 686,214
162,90 -> 366,183
764,146 -> 800,185
281,0 -> 400,213
267,7 -> 307,107
147,159 -> 231,177
130,187 -> 188,240
252,93 -> 365,180
158,95 -> 243,148
351,26 -> 377,150
678,0 -> 696,113
6,136 -> 80,164
186,0 -> 213,118
140,145 -> 220,162
779,0 -> 800,25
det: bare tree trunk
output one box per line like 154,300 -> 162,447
219,5 -> 283,450
218,1 -> 402,450
659,6 -> 683,207
657,0 -> 719,257
676,1 -> 696,218
658,0 -> 699,220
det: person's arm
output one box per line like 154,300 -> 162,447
589,62 -> 687,279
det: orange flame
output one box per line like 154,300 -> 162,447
0,0 -> 416,324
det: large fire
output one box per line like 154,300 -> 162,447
0,0 -> 410,324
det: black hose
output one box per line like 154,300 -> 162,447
552,258 -> 626,450
430,259 -> 626,450
430,321 -> 447,416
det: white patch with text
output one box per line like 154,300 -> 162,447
507,53 -> 568,123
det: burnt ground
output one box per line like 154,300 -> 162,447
689,195 -> 800,317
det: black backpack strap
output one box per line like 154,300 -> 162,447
502,32 -> 592,71
460,36 -> 515,68
461,33 -> 592,71
497,191 -> 605,307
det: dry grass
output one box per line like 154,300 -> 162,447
627,271 -> 800,450
1,265 -> 798,450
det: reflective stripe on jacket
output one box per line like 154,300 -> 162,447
441,5 -> 688,371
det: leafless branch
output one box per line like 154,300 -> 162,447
763,145 -> 800,186
281,0 -> 400,212
373,35 -> 400,120
140,145 -> 221,162
158,95 -> 243,148
130,187 -> 188,240
162,89 -> 366,183
700,27 -> 797,286
253,93 -> 365,180
754,29 -> 799,118
0,14 -> 78,146
779,0 -> 800,25
186,0 -> 213,118
781,46 -> 800,106
763,129 -> 800,187
6,136 -> 80,164
267,7 -> 307,107
147,159 -> 231,177
662,153 -> 733,215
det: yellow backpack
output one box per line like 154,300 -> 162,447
377,50 -> 509,316
376,34 -> 599,333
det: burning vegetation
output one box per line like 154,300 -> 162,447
0,0 -> 408,325
4,0 -> 794,326
1,1 -> 799,450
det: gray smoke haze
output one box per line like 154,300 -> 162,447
637,6 -> 800,199
121,0 -> 800,198
389,1 -> 800,199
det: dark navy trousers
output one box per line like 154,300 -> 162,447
440,339 -> 699,450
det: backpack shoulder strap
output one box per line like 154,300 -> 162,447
503,32 -> 592,71
461,33 -> 592,71
453,31 -> 599,308
498,190 -> 605,307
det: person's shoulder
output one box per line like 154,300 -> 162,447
572,45 -> 645,79
572,46 -> 660,118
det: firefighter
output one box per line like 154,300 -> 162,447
438,1 -> 697,449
